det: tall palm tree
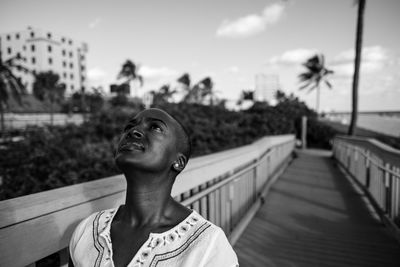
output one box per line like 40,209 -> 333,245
0,54 -> 27,132
348,0 -> 366,135
117,60 -> 143,97
298,54 -> 334,114
33,71 -> 65,125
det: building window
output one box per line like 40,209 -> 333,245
69,51 -> 73,58
71,84 -> 74,90
48,45 -> 52,52
61,37 -> 65,43
68,39 -> 73,45
80,55 -> 85,61
63,72 -> 67,78
7,35 -> 10,41
48,58 -> 52,64
70,73 -> 74,79
23,45 -> 26,51
7,47 -> 11,54
81,65 -> 85,71
30,32 -> 35,38
32,57 -> 36,64
47,33 -> 52,39
16,33 -> 20,39
16,52 -> 21,59
70,63 -> 73,69
62,49 -> 66,56
81,76 -> 85,81
31,44 -> 35,52
62,61 -> 66,67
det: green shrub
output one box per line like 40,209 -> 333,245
0,98 -> 336,200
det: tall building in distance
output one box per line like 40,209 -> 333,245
0,27 -> 88,95
254,74 -> 280,104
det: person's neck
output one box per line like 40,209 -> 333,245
120,171 -> 176,227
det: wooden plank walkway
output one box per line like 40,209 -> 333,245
234,149 -> 400,267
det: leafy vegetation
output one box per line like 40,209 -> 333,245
0,89 -> 339,200
0,54 -> 28,132
32,71 -> 66,125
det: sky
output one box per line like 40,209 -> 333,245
1,0 -> 399,111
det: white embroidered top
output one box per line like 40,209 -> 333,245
69,207 -> 239,267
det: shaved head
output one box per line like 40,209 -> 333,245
172,115 -> 191,162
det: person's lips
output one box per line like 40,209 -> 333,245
118,141 -> 145,152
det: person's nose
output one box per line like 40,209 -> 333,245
130,129 -> 144,139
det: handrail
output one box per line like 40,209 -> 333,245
4,113 -> 84,129
333,135 -> 400,241
0,134 -> 295,267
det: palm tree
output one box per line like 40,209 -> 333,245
237,90 -> 254,105
0,54 -> 27,132
177,73 -> 191,89
179,74 -> 215,105
150,84 -> 176,106
117,60 -> 143,97
298,54 -> 334,114
33,71 -> 66,125
348,0 -> 366,135
197,77 -> 216,105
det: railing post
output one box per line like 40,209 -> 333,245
385,163 -> 391,215
347,146 -> 351,169
365,151 -> 371,188
59,248 -> 69,267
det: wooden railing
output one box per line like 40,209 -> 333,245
333,136 -> 400,240
0,134 -> 295,267
4,113 -> 84,129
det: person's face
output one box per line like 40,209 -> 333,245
115,109 -> 181,174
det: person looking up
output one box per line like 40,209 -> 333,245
69,108 -> 239,267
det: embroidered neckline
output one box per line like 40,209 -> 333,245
97,207 -> 202,266
99,207 -> 200,240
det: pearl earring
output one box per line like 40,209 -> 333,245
174,163 -> 179,168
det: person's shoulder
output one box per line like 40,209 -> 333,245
69,207 -> 117,246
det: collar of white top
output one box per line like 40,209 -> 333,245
98,207 -> 201,242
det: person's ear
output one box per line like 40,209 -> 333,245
172,153 -> 187,172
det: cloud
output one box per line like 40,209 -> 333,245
139,66 -> 179,82
88,18 -> 102,29
269,48 -> 318,65
88,67 -> 107,82
216,3 -> 285,38
226,66 -> 240,73
331,46 -> 388,76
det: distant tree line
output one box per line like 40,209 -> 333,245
0,90 -> 340,200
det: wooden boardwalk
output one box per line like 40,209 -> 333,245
234,149 -> 400,267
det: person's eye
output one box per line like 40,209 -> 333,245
150,124 -> 163,132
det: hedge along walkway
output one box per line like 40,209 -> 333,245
234,149 -> 400,267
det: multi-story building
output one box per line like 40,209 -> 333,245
0,27 -> 88,95
254,74 -> 279,104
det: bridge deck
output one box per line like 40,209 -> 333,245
234,149 -> 400,267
